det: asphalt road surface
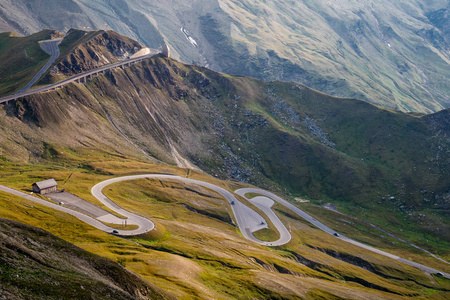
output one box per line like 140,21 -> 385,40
0,50 -> 155,104
0,184 -> 116,234
46,191 -> 132,227
234,187 -> 450,278
46,191 -> 110,218
91,174 -> 285,246
1,176 -> 448,277
238,194 -> 292,246
16,38 -> 63,94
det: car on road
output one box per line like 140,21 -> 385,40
333,232 -> 340,237
112,230 -> 119,234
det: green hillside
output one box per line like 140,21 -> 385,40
0,218 -> 171,299
0,29 -> 60,96
1,161 -> 449,299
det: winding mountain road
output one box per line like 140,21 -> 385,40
0,175 -> 448,278
0,174 -> 290,244
16,38 -> 63,94
0,174 -> 281,241
91,174 -> 290,246
235,187 -> 450,278
0,48 -> 156,104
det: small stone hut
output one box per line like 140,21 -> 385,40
32,179 -> 58,195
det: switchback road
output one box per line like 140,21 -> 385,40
1,176 -> 448,277
237,193 -> 292,246
0,175 -> 286,243
235,187 -> 450,278
91,174 -> 291,246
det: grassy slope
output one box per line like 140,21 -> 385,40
0,30 -> 57,96
0,217 -> 171,300
181,63 -> 450,256
0,158 -> 449,299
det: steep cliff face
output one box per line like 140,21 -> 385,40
56,30 -> 142,75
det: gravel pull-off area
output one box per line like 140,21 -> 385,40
46,192 -> 110,218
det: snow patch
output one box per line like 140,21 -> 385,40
181,27 -> 198,47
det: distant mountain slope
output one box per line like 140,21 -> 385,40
0,218 -> 171,299
0,0 -> 448,112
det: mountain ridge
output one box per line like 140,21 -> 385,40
0,0 -> 448,112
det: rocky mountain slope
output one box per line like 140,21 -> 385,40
0,28 -> 148,96
0,218 -> 171,299
43,29 -> 147,81
0,0 -> 448,112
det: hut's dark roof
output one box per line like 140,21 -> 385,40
33,179 -> 57,189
